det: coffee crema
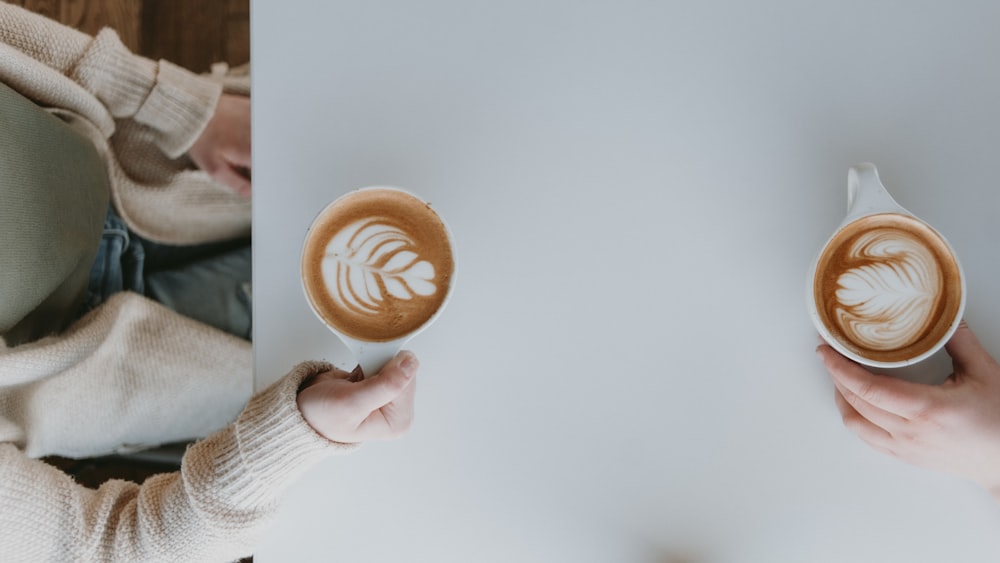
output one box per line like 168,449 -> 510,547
302,188 -> 454,342
813,212 -> 963,364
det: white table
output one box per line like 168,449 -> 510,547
252,2 -> 1000,561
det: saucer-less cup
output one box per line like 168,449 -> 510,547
807,163 -> 966,369
301,187 -> 456,378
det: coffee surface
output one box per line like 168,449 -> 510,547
302,189 -> 454,342
813,213 -> 962,363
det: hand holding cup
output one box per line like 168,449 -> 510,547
818,321 -> 1000,500
297,351 -> 418,443
808,163 -> 965,369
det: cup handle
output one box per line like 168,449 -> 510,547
847,162 -> 901,217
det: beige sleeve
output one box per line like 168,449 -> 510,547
0,2 -> 222,158
0,293 -> 251,459
0,361 -> 356,562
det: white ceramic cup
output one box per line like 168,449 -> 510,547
807,163 -> 966,369
301,186 -> 456,377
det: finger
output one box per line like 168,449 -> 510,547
359,365 -> 417,439
349,351 -> 418,413
817,345 -> 934,419
226,146 -> 252,168
832,378 -> 907,433
834,387 -> 895,450
312,367 -> 355,382
945,320 -> 998,376
227,167 -> 252,197
212,163 -> 252,196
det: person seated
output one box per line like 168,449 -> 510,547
0,4 -> 418,560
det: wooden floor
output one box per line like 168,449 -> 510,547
11,0 -> 249,73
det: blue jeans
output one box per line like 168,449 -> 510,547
81,207 -> 252,340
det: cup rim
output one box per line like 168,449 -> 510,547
807,211 -> 966,368
300,185 -> 457,344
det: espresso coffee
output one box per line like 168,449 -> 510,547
813,212 -> 963,364
302,188 -> 455,342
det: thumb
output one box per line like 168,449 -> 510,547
945,321 -> 997,376
350,351 -> 418,413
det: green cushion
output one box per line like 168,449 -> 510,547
0,81 -> 110,345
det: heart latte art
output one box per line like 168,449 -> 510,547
813,213 -> 963,364
302,189 -> 454,342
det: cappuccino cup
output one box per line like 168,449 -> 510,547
807,163 -> 965,369
301,187 -> 455,376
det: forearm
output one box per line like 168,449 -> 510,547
0,362 -> 353,561
0,2 -> 221,157
0,446 -> 256,562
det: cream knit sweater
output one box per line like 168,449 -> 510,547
0,360 -> 354,562
0,4 -> 352,560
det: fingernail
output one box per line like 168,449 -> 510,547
399,351 -> 418,374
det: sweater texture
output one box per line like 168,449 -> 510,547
0,3 -> 352,560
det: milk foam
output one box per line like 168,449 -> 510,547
833,229 -> 940,351
319,218 -> 437,316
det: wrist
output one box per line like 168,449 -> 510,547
202,361 -> 358,510
134,60 -> 223,158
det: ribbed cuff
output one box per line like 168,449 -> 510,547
134,60 -> 222,158
185,361 -> 359,512
70,29 -> 222,159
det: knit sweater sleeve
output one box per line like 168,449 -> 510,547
0,292 -> 254,459
0,361 -> 356,563
0,2 -> 221,158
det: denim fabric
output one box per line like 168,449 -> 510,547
81,206 -> 252,340
144,244 -> 252,340
83,207 -> 146,310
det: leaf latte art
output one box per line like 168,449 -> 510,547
833,229 -> 941,351
321,219 -> 437,316
813,212 -> 964,364
302,188 -> 455,342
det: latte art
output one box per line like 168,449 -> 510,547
833,229 -> 940,351
302,188 -> 454,342
321,219 -> 438,316
812,213 -> 963,364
